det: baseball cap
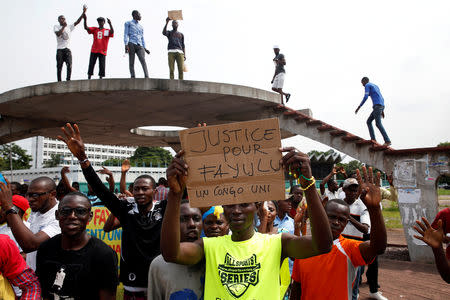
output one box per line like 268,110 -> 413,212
273,45 -> 280,49
343,178 -> 359,188
12,195 -> 30,213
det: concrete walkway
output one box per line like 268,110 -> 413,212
359,258 -> 450,299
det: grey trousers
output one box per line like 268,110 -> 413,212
128,43 -> 149,78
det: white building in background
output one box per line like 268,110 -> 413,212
31,136 -> 136,168
4,137 -> 166,187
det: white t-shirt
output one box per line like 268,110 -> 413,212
341,198 -> 370,240
0,221 -> 30,252
323,188 -> 340,200
54,23 -> 75,49
26,204 -> 61,270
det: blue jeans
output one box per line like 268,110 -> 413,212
352,266 -> 364,300
367,105 -> 390,143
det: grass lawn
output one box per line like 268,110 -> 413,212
382,200 -> 403,229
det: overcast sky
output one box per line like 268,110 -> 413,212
1,0 -> 449,161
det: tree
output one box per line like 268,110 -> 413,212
336,160 -> 364,178
307,149 -> 335,157
0,143 -> 32,171
43,154 -> 62,168
438,142 -> 450,147
102,147 -> 173,167
130,147 -> 172,167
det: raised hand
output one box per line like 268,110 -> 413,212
166,17 -> 171,23
0,180 -> 13,210
166,150 -> 188,195
121,159 -> 131,173
107,18 -> 111,24
356,166 -> 381,209
98,166 -> 113,177
414,218 -> 444,249
57,123 -> 87,161
280,147 -> 312,180
61,166 -> 71,175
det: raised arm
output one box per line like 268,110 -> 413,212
348,214 -> 369,235
162,17 -> 170,35
320,167 -> 336,195
119,159 -> 133,197
414,218 -> 450,283
161,150 -> 204,265
57,124 -> 123,217
357,167 -> 387,262
107,18 -> 114,35
74,5 -> 87,26
83,13 -> 89,32
0,181 -> 54,253
60,166 -> 77,192
281,148 -> 332,260
98,166 -> 115,193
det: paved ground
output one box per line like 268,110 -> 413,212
359,258 -> 450,300
387,228 -> 407,246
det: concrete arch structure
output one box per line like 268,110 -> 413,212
1,79 -> 449,262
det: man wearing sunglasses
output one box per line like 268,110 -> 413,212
36,192 -> 118,299
0,177 -> 60,271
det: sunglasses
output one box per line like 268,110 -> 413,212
26,191 -> 51,198
59,207 -> 90,217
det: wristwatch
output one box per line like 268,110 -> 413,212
5,207 -> 19,216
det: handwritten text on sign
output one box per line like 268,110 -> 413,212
179,118 -> 285,207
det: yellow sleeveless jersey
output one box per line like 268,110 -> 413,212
203,232 -> 282,299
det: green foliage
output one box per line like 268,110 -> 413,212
102,147 -> 173,167
438,141 -> 450,147
0,143 -> 32,171
307,149 -> 335,157
336,160 -> 363,178
43,154 -> 62,168
130,146 -> 172,166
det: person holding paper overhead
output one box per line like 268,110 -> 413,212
163,17 -> 185,80
161,147 -> 332,299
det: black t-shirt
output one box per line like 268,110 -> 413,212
164,30 -> 185,51
83,165 -> 167,288
36,234 -> 118,300
274,53 -> 286,75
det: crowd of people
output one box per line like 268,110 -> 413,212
0,123 -> 448,300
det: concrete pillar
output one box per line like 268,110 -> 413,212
390,153 -> 449,262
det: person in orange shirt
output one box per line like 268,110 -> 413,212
290,167 -> 387,300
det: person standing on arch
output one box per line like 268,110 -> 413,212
163,17 -> 185,80
355,77 -> 392,146
271,45 -> 291,105
53,6 -> 86,81
124,10 -> 150,78
83,13 -> 114,79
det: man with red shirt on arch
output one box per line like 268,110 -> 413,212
83,12 -> 114,79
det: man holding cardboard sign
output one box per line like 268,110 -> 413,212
163,13 -> 185,80
161,118 -> 332,299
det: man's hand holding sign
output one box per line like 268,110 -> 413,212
161,118 -> 332,299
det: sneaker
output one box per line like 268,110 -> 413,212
286,93 -> 291,103
383,142 -> 391,146
368,291 -> 388,300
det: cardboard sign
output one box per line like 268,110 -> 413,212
168,10 -> 183,20
179,118 -> 285,207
